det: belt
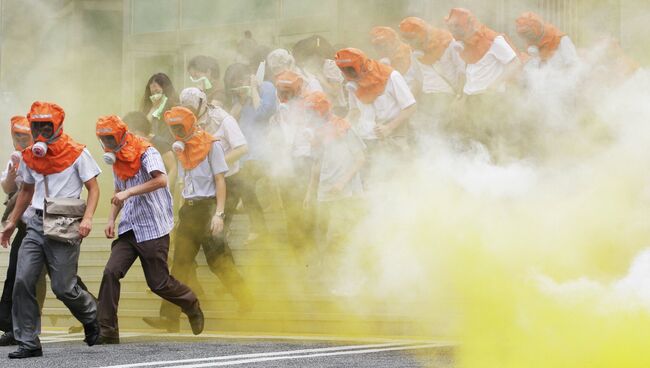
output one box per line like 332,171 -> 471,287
184,197 -> 215,207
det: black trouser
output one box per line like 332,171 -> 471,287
99,231 -> 198,338
0,222 -> 46,333
234,161 -> 269,234
278,157 -> 316,254
160,200 -> 250,320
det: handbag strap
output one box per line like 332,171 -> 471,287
44,175 -> 50,198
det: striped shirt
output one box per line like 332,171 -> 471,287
114,147 -> 174,243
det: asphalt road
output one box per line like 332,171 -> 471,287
0,331 -> 454,368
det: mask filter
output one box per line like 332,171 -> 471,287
345,82 -> 358,93
32,142 -> 48,158
10,151 -> 21,168
527,46 -> 540,58
172,141 -> 186,153
103,152 -> 117,165
412,50 -> 425,58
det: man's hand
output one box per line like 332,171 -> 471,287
111,189 -> 131,207
7,163 -> 18,179
210,214 -> 224,237
79,217 -> 92,238
104,221 -> 115,239
374,123 -> 394,139
0,221 -> 16,248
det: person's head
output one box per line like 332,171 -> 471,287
142,73 -> 178,113
293,35 -> 335,72
244,30 -> 252,39
122,111 -> 151,137
187,55 -> 220,91
445,8 -> 478,42
515,12 -> 545,45
27,101 -> 65,143
303,91 -> 331,123
334,48 -> 368,81
164,106 -> 197,141
96,115 -> 129,154
274,70 -> 303,103
267,48 -> 295,77
370,26 -> 402,58
399,17 -> 430,50
10,116 -> 32,151
224,63 -> 253,103
179,87 -> 208,119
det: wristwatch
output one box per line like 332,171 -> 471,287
215,211 -> 225,219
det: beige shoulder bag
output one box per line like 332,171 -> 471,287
43,175 -> 87,244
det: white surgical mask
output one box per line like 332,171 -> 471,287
32,142 -> 48,158
172,141 -> 186,153
103,152 -> 117,165
189,76 -> 213,91
149,93 -> 164,103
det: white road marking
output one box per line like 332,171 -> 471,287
164,344 -> 441,367
95,342 -> 415,368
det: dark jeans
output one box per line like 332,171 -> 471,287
0,222 -> 46,333
277,157 -> 316,253
161,200 -> 250,321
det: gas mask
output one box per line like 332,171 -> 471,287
30,121 -> 59,158
169,123 -> 193,153
98,133 -> 127,166
190,76 -> 213,91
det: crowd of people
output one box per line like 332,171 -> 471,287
0,7 -> 639,359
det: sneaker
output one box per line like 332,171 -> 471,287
0,331 -> 17,346
83,319 -> 100,346
8,347 -> 43,359
142,317 -> 180,333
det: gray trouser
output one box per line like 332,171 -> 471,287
12,213 -> 97,350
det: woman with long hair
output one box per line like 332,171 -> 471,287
140,72 -> 179,188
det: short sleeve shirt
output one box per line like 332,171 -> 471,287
115,147 -> 174,242
348,70 -> 416,140
19,148 -> 101,211
316,129 -> 366,202
201,107 -> 248,177
414,41 -> 466,95
178,141 -> 229,199
463,35 -> 517,95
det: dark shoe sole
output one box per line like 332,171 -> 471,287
142,317 -> 180,333
97,336 -> 120,345
8,349 -> 43,359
